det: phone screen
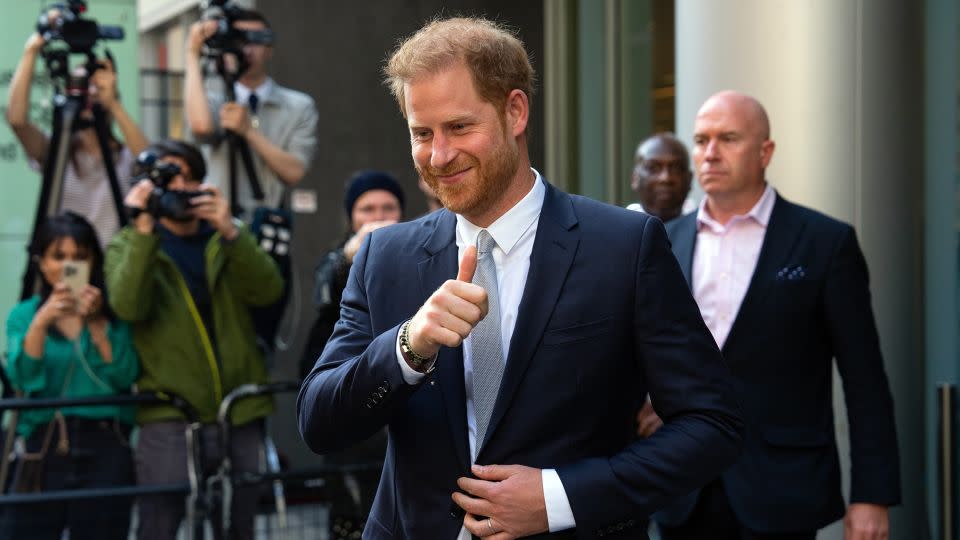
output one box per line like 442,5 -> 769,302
61,260 -> 90,301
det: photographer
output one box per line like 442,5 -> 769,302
104,139 -> 282,540
298,171 -> 402,539
184,8 -> 318,220
6,18 -> 149,247
299,171 -> 404,378
3,212 -> 139,539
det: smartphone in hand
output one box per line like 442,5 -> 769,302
61,260 -> 90,301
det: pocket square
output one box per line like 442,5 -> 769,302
775,264 -> 807,281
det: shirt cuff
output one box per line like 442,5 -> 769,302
396,331 -> 426,385
542,469 -> 576,532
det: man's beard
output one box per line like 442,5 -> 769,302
417,136 -> 520,219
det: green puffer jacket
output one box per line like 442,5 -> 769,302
104,223 -> 282,425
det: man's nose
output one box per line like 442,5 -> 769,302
430,133 -> 455,169
703,140 -> 720,159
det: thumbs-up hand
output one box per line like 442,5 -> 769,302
404,246 -> 489,370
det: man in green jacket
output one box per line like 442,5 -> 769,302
105,139 -> 282,540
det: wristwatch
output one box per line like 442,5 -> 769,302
400,320 -> 436,373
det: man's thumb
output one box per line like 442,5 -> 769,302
458,245 -> 477,282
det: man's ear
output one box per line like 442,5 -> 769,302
760,139 -> 776,168
505,89 -> 529,137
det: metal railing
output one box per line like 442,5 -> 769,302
210,381 -> 383,538
0,391 -> 207,539
0,383 -> 384,538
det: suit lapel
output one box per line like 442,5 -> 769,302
479,183 -> 580,458
669,213 -> 698,288
723,195 -> 805,353
417,210 -> 470,470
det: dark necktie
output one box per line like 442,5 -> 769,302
247,93 -> 259,114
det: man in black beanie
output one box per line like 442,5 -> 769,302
301,170 -> 405,538
340,171 -> 406,264
301,170 -> 405,373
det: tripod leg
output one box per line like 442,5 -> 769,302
236,138 -> 265,202
91,104 -> 129,227
228,133 -> 242,218
21,95 -> 80,301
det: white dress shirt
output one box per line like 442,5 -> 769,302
692,184 -> 776,348
396,170 -> 576,537
233,78 -> 274,110
626,197 -> 698,216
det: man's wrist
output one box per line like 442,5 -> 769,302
220,222 -> 239,242
244,122 -> 256,137
399,320 -> 436,373
133,213 -> 155,235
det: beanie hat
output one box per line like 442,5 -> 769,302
344,171 -> 405,218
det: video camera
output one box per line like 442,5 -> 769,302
37,0 -> 124,55
132,151 -> 212,221
200,0 -> 274,60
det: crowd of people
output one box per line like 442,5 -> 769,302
1,8 -> 900,540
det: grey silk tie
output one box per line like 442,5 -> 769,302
471,229 -> 504,454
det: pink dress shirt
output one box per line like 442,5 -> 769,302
692,185 -> 776,349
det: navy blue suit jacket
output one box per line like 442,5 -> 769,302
298,180 -> 744,539
657,194 -> 901,533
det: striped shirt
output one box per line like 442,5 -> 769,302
32,147 -> 134,247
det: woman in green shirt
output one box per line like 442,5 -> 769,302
3,212 -> 139,540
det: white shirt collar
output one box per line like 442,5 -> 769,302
234,78 -> 274,107
697,183 -> 776,231
627,198 -> 698,217
455,168 -> 545,254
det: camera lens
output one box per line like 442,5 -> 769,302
66,74 -> 87,97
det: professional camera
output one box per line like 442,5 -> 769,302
36,0 -> 124,54
200,0 -> 274,59
131,151 -> 211,221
